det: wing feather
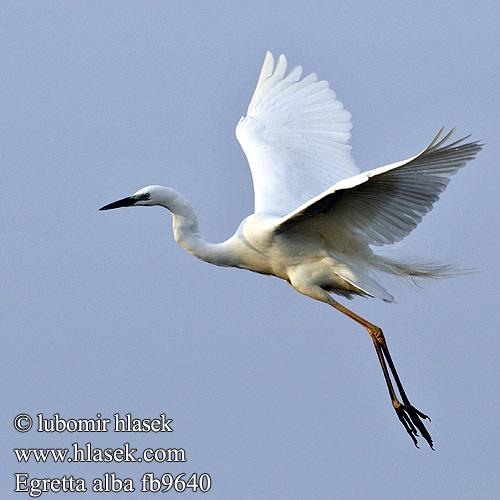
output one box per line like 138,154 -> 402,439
236,51 -> 358,216
274,129 -> 483,246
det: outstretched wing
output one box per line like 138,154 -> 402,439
236,51 -> 358,216
274,128 -> 483,246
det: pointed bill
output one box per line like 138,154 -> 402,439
99,197 -> 137,211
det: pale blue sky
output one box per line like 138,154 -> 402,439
3,1 -> 499,498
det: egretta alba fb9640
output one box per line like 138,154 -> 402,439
100,52 -> 482,449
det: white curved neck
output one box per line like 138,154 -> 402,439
157,188 -> 234,267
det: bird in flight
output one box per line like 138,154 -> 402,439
100,51 -> 482,449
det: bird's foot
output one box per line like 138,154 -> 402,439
393,399 -> 433,449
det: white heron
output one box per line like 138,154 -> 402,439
100,51 -> 482,449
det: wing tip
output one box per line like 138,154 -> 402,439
427,126 -> 483,154
259,51 -> 275,84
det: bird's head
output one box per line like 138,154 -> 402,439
99,185 -> 171,211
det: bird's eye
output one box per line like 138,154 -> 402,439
144,193 -> 150,199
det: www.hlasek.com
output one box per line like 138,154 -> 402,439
14,442 -> 186,464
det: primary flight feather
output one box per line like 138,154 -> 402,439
100,51 -> 482,449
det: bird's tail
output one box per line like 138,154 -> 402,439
371,254 -> 466,282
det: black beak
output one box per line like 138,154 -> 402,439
99,197 -> 137,211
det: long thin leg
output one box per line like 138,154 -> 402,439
368,334 -> 422,445
331,300 -> 433,449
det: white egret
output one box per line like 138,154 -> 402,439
100,52 -> 482,449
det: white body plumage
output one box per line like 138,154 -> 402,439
109,49 -> 480,303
